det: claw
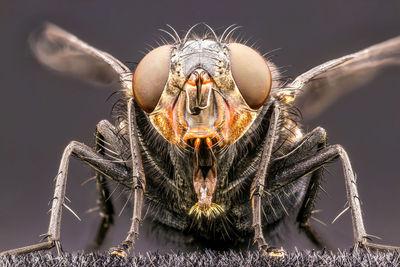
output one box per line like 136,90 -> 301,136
110,249 -> 128,258
55,240 -> 64,257
264,247 -> 286,257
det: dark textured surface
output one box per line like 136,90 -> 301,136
1,250 -> 400,267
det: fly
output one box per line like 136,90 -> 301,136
1,23 -> 400,257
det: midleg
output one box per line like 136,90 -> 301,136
285,127 -> 327,247
273,143 -> 400,251
269,126 -> 328,247
0,141 -> 131,256
91,119 -> 130,249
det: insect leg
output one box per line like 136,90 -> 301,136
273,143 -> 400,251
251,104 -> 285,256
291,127 -> 327,247
0,141 -> 130,256
271,126 -> 328,247
91,119 -> 129,249
109,99 -> 146,257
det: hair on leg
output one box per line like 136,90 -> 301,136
109,99 -> 146,257
273,143 -> 400,251
0,140 -> 131,256
251,104 -> 285,257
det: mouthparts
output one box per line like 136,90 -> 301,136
189,136 -> 224,219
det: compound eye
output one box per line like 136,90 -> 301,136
132,45 -> 171,113
229,43 -> 272,109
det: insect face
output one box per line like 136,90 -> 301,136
132,38 -> 272,216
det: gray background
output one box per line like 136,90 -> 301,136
0,0 -> 399,254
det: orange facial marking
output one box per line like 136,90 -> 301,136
176,94 -> 188,129
183,126 -> 217,140
229,112 -> 254,141
149,113 -> 176,144
186,72 -> 198,86
221,102 -> 234,144
194,138 -> 201,150
206,137 -> 213,149
149,94 -> 185,146
213,92 -> 226,128
216,100 -> 256,146
201,73 -> 212,84
181,125 -> 224,149
185,70 -> 212,87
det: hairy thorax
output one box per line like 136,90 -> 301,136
113,95 -> 307,243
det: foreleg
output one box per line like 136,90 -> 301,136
250,104 -> 285,256
109,99 -> 146,257
274,143 -> 400,251
0,141 -> 130,256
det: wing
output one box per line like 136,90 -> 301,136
277,36 -> 400,119
29,23 -> 132,90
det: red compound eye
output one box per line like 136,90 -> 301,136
132,45 -> 171,113
229,43 -> 272,109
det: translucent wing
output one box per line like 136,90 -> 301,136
29,23 -> 132,90
278,36 -> 400,119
